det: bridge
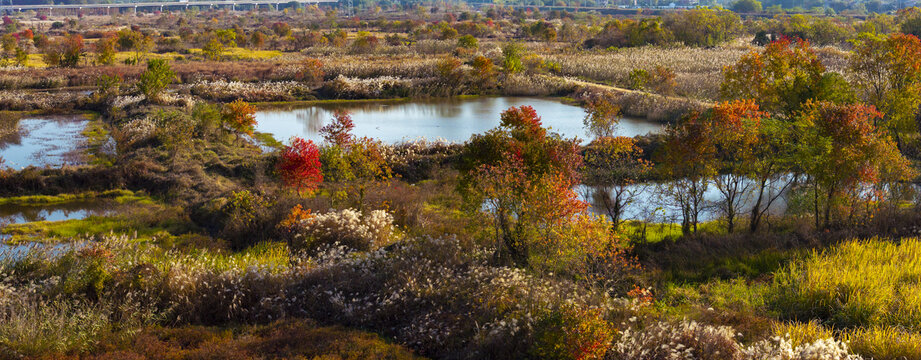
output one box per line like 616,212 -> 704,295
2,0 -> 337,14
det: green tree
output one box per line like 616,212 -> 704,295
137,59 -> 176,103
849,32 -> 921,143
221,99 -> 257,137
502,42 -> 524,74
457,34 -> 478,49
94,35 -> 117,65
731,0 -> 763,13
202,38 -> 224,61
794,101 -> 913,229
116,29 -> 153,64
664,8 -> 742,47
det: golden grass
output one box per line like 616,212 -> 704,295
772,238 -> 921,331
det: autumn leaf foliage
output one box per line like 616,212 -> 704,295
320,110 -> 356,147
222,99 -> 257,136
463,106 -> 587,266
721,38 -> 826,117
795,101 -> 915,228
278,136 -> 323,194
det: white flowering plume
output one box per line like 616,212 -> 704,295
294,208 -> 395,252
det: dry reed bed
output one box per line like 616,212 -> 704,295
548,46 -> 748,100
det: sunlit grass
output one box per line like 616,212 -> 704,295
80,119 -> 113,166
1,216 -> 167,243
620,219 -> 725,244
187,47 -> 283,60
0,190 -> 153,206
843,326 -> 921,360
771,238 -> 921,331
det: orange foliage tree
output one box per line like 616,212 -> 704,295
583,136 -> 650,231
319,110 -> 355,146
706,100 -> 766,233
657,111 -> 719,235
721,38 -> 827,118
463,106 -> 586,266
794,101 -> 915,228
318,111 -> 391,209
299,57 -> 325,87
221,99 -> 257,137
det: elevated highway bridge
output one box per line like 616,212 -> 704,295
1,0 -> 336,14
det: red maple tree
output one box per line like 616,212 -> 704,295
278,137 -> 323,194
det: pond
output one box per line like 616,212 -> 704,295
0,116 -> 88,169
0,242 -> 80,262
254,97 -> 662,144
0,201 -> 115,227
578,177 -> 793,223
0,199 -> 123,244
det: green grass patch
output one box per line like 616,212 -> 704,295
660,248 -> 797,284
187,47 -> 284,60
0,190 -> 154,207
1,215 -> 167,243
252,131 -> 283,150
80,119 -> 114,166
621,220 -> 726,244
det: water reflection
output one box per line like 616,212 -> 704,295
255,97 -> 663,144
0,242 -> 81,262
0,201 -> 114,226
578,176 -> 793,223
0,116 -> 88,169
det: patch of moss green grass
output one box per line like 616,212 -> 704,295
80,117 -> 114,166
0,190 -> 155,207
252,131 -> 283,150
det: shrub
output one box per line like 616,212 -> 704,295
611,320 -> 861,360
532,305 -> 613,360
288,236 -> 615,359
611,320 -> 741,359
299,57 -> 324,86
741,336 -> 860,359
189,80 -> 312,102
291,208 -> 395,252
502,42 -> 524,74
216,190 -> 276,249
221,99 -> 257,137
457,34 -> 478,49
137,59 -> 176,104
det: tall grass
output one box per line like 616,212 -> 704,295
772,238 -> 921,331
549,47 -> 746,100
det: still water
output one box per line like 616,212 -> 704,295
578,176 -> 793,223
0,116 -> 88,169
255,97 -> 662,144
0,201 -> 115,226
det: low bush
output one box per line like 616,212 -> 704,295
291,208 -> 396,252
610,320 -> 861,360
188,80 -> 314,102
